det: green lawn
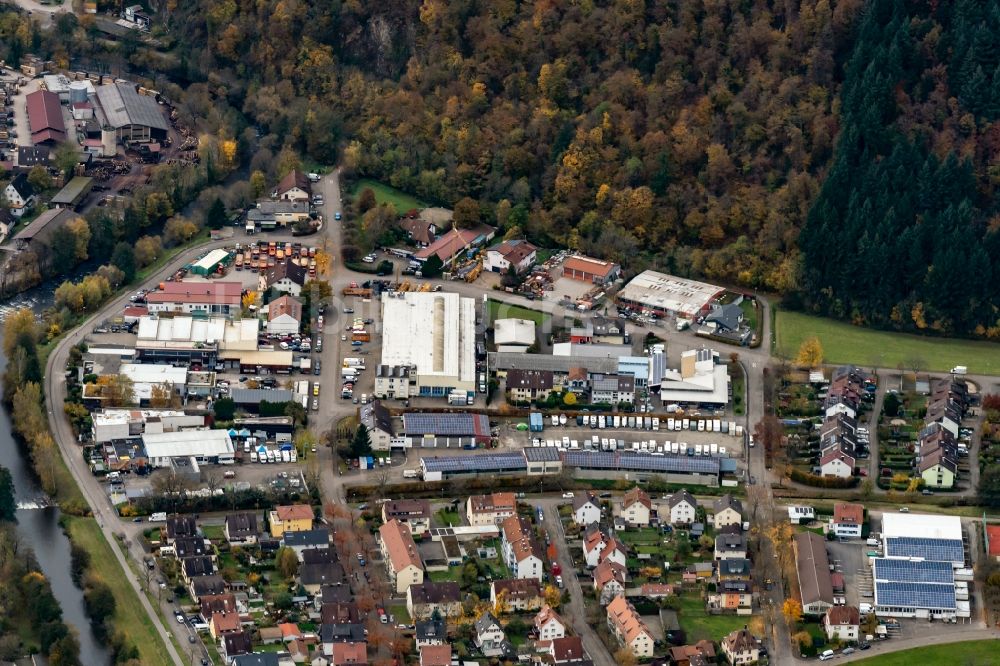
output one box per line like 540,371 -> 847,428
64,517 -> 174,666
428,568 -> 462,583
775,309 -> 1000,374
851,640 -> 995,665
740,299 -> 758,332
487,299 -> 551,325
388,604 -> 411,624
201,524 -> 225,541
675,595 -> 749,643
351,178 -> 428,215
436,509 -> 462,527
618,528 -> 663,545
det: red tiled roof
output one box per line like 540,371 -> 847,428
833,503 -> 864,526
988,525 -> 1000,557
26,90 -> 65,135
145,281 -> 243,306
563,255 -> 617,278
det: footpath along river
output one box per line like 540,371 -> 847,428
0,294 -> 111,665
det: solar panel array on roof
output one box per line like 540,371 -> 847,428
403,413 -> 489,436
563,451 -> 618,468
619,453 -> 720,474
523,447 -> 560,462
884,537 -> 964,564
422,454 -> 526,473
875,582 -> 957,610
874,558 -> 954,584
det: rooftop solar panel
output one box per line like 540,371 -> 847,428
873,558 -> 954,584
421,453 -> 526,473
884,537 -> 964,564
875,581 -> 956,610
523,447 -> 561,462
403,413 -> 489,436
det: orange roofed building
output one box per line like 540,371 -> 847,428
269,504 -> 313,538
379,518 -> 425,593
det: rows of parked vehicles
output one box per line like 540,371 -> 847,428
565,413 -> 741,435
531,435 -> 729,457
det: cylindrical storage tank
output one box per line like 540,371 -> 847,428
101,127 -> 117,157
69,81 -> 89,104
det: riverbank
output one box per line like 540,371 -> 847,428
63,517 -> 174,666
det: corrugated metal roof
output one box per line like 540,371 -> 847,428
95,82 -> 168,131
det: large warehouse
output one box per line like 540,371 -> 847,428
616,270 -> 725,319
880,513 -> 965,567
94,82 -> 169,143
141,429 -> 235,467
381,292 -> 477,397
401,412 -> 492,448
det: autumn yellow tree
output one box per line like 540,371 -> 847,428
314,250 -> 332,276
613,648 -> 637,666
782,598 -> 803,625
543,584 -> 562,608
795,336 -> 824,368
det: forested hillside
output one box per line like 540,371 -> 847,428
800,0 -> 1000,336
158,0 -> 864,291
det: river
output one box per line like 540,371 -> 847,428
0,292 -> 112,665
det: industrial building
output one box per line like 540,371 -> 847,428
141,429 -> 235,467
880,513 -> 965,567
380,292 -> 477,397
658,348 -> 730,407
561,255 -> 621,285
795,532 -> 834,615
94,82 -> 169,143
92,409 -> 204,444
50,177 -> 94,209
401,412 -> 492,448
119,363 -> 190,402
12,208 -> 77,250
494,318 -> 536,352
134,315 -> 258,364
616,270 -> 725,319
872,558 -> 960,619
190,249 -> 232,276
145,281 -> 244,316
25,89 -> 66,144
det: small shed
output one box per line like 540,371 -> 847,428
51,176 -> 94,209
190,248 -> 231,276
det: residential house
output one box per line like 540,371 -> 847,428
382,499 -> 432,535
669,642 -> 716,666
221,631 -> 253,663
474,612 -> 507,657
820,447 -> 855,478
824,606 -> 861,642
225,512 -> 259,545
590,374 -> 635,405
321,602 -> 361,626
210,611 -> 242,639
259,627 -> 285,644
796,532 -> 834,615
407,581 -> 462,620
830,503 -> 865,539
164,516 -> 198,544
565,367 -> 590,396
583,529 -> 611,568
920,449 -> 957,489
597,535 -> 628,568
4,173 -> 36,217
167,536 -> 211,559
189,574 -> 227,602
378,519 -> 425,593
621,487 -> 652,526
606,596 -> 655,658
374,366 -> 411,401
331,642 -> 367,666
261,261 -> 308,298
721,628 -> 760,665
200,593 -> 239,622
419,645 -> 452,666
705,303 -> 744,333
400,217 -> 437,247
549,636 -> 587,665
181,555 -> 216,583
708,581 -> 753,613
300,562 -> 347,595
506,369 -> 554,402
714,532 -> 748,560
534,605 -> 567,641
683,562 -> 715,584
466,492 -> 517,526
269,505 -> 313,538
666,490 -> 698,525
303,548 -> 338,565
319,624 -> 366,653
415,617 -> 447,647
572,492 -> 602,526
266,295 -> 303,335
712,495 -> 744,531
274,170 -> 312,201
284,529 -> 332,560
484,239 -> 538,274
491,578 -> 543,612
639,583 -> 675,599
593,560 -> 627,603
360,400 -> 396,450
501,515 -> 543,581
717,558 -> 752,581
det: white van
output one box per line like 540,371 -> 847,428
819,650 -> 835,661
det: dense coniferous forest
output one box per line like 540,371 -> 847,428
2,0 -> 1000,336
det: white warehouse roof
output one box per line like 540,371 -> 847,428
120,363 -> 189,385
494,318 -> 535,347
881,513 -> 962,541
617,270 -> 724,318
142,429 -> 234,459
380,292 -> 476,383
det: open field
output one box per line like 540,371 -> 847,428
351,179 -> 428,215
775,309 -> 1000,374
487,299 -> 550,325
675,595 -> 748,642
851,640 -> 995,665
64,517 -> 174,666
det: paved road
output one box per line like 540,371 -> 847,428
867,376 -> 887,482
542,502 -> 614,666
